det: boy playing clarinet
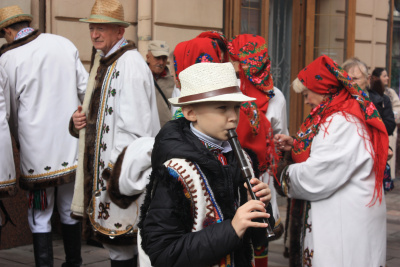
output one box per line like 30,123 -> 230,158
139,62 -> 274,266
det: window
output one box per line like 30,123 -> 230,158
240,0 -> 262,34
313,0 -> 347,63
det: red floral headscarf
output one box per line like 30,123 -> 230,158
228,34 -> 277,174
293,55 -> 388,205
173,37 -> 223,87
197,31 -> 229,63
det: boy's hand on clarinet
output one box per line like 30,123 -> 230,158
231,200 -> 270,238
244,178 -> 271,206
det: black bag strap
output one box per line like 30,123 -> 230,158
154,79 -> 171,110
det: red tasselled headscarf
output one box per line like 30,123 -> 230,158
293,55 -> 388,205
228,34 -> 278,175
173,37 -> 223,87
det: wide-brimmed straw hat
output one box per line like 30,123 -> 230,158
0,5 -> 32,38
80,0 -> 130,28
169,63 -> 255,106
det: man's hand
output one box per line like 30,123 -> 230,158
231,200 -> 270,238
244,178 -> 271,205
72,106 -> 86,130
274,134 -> 294,151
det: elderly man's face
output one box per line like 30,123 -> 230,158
347,66 -> 369,91
89,23 -> 124,55
146,52 -> 168,75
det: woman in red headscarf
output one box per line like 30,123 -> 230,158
171,36 -> 224,118
274,55 -> 387,267
228,34 -> 288,267
197,31 -> 229,63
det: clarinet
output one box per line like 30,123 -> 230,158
227,129 -> 275,238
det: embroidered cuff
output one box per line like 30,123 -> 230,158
68,115 -> 79,138
280,166 -> 290,197
274,151 -> 293,197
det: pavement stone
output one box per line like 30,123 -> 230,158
0,180 -> 399,266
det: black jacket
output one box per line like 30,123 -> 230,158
369,89 -> 396,135
138,118 -> 273,267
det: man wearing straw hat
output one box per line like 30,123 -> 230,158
0,4 -> 88,267
70,0 -> 160,266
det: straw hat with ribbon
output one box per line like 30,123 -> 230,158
0,5 -> 32,38
169,62 -> 255,106
80,0 -> 130,28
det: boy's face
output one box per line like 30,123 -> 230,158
182,101 -> 241,141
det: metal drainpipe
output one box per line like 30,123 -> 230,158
137,0 -> 152,58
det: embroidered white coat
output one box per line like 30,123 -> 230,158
0,66 -> 16,197
81,47 -> 160,239
0,33 -> 88,189
287,112 -> 386,267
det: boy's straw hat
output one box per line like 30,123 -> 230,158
169,62 -> 255,106
0,5 -> 32,38
80,0 -> 130,28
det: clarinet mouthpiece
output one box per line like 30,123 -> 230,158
227,129 -> 237,139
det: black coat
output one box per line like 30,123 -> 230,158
369,90 -> 396,135
138,118 -> 273,267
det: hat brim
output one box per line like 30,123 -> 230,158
79,18 -> 130,28
0,14 -> 33,37
151,51 -> 169,57
169,92 -> 256,107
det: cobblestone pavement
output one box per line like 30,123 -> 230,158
1,180 -> 399,266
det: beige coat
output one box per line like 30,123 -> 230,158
385,87 -> 400,178
154,68 -> 175,127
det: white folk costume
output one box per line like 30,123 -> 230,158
0,8 -> 88,264
0,31 -> 88,190
69,39 -> 160,247
276,55 -> 388,267
0,65 -> 16,198
283,113 -> 386,266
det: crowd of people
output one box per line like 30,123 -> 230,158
0,0 -> 395,267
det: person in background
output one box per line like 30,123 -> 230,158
146,40 -> 175,127
342,58 -> 395,135
372,67 -> 400,179
170,31 -> 230,117
70,0 -> 160,266
0,5 -> 88,267
197,31 -> 229,63
228,33 -> 288,267
343,58 -> 395,192
274,55 -> 387,267
171,36 -> 225,118
0,65 -> 16,245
